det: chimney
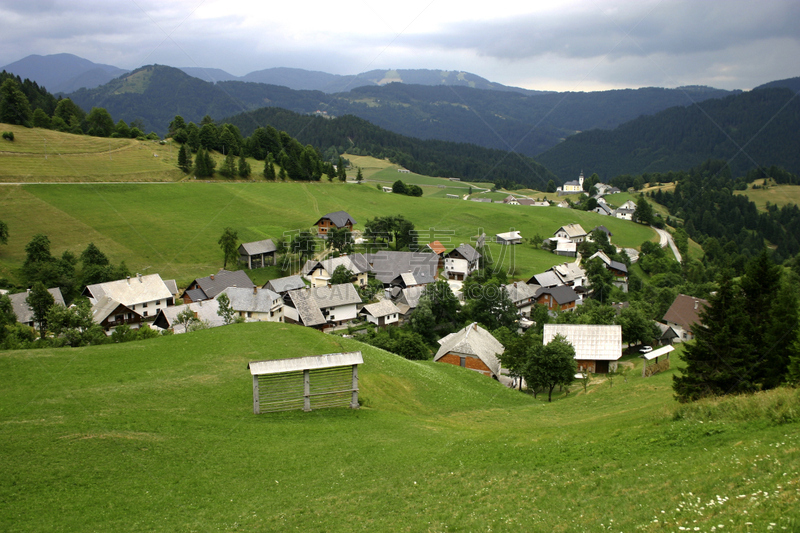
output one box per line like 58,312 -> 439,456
127,276 -> 131,285
513,282 -> 517,288
694,300 -> 699,310
193,311 -> 198,318
210,274 -> 215,281
137,273 -> 142,283
253,286 -> 258,295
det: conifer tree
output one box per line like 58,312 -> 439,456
237,155 -> 251,179
177,144 -> 190,173
194,148 -> 207,177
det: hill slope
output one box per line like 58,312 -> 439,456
536,88 -> 800,180
1,53 -> 128,93
1,322 -> 796,531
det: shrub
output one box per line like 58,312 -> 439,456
2,131 -> 14,141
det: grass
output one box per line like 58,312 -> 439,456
735,184 -> 800,211
0,181 -> 656,287
1,323 -> 797,531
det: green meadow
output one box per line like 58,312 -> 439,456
1,322 -> 797,531
0,181 -> 656,286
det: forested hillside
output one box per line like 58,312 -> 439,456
224,107 -> 558,189
537,88 -> 800,180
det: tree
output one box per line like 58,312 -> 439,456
337,157 -> 347,182
673,273 -> 754,402
47,299 -> 105,347
290,230 -> 317,262
177,144 -> 190,173
194,148 -> 208,177
615,303 -> 660,347
220,152 -> 237,179
584,257 -> 615,303
356,167 -> 364,183
329,265 -> 354,285
32,108 -> 51,129
217,293 -> 236,325
0,220 -> 7,245
238,155 -> 251,179
524,334 -> 577,402
392,180 -> 407,194
0,78 -> 32,126
546,180 -> 556,193
85,107 -> 114,137
0,293 -> 16,344
390,215 -> 416,250
26,282 -> 55,338
54,98 -> 84,126
634,197 -> 655,225
328,227 -> 353,254
218,227 -> 239,269
496,327 -> 540,390
463,279 -> 518,331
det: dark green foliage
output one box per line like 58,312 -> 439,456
584,257 -> 615,303
79,242 -> 129,287
0,78 -> 33,126
47,299 -> 107,347
21,234 -> 77,300
220,152 -> 237,179
26,282 -> 55,338
363,215 -> 416,251
1,131 -> 13,141
634,197 -> 654,225
337,156 -> 347,182
329,265 -> 354,286
85,107 -> 114,137
177,144 -> 190,173
218,228 -> 239,269
0,71 -> 58,116
357,327 -> 431,360
237,155 -> 251,179
290,230 -> 316,262
263,154 -> 276,180
0,293 -> 16,344
328,227 -> 353,255
216,293 -> 235,325
462,279 -> 518,331
523,333 -> 577,402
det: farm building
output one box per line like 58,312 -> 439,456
85,273 -> 174,323
9,287 -> 66,328
543,324 -> 622,374
314,211 -> 356,236
238,239 -> 277,269
360,300 -> 401,327
181,270 -> 255,303
216,287 -> 283,323
434,323 -> 504,379
495,231 -> 522,245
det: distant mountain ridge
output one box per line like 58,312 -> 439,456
0,53 -> 128,93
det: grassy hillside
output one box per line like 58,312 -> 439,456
0,181 -> 656,287
1,322 -> 797,531
734,183 -> 800,211
0,124 -> 186,182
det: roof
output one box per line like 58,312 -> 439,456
316,253 -> 370,276
264,275 -> 306,294
9,288 -> 66,324
91,296 -> 134,324
308,283 -> 362,309
528,271 -> 561,288
504,282 -> 539,305
85,274 -> 172,307
395,286 -> 426,310
164,279 -> 178,296
361,300 -> 401,318
642,345 -> 675,361
400,271 -> 434,287
184,270 -> 255,300
535,285 -> 579,305
592,225 -> 613,237
367,251 -> 439,285
315,210 -> 356,228
248,352 -> 363,376
217,287 -> 281,314
287,290 -> 328,327
427,241 -> 447,255
554,223 -> 587,238
434,323 -> 504,377
496,231 -> 522,241
300,259 -> 318,276
239,239 -> 277,256
184,288 -> 208,302
448,243 -> 481,263
550,262 -> 585,283
543,324 -> 622,361
662,294 -> 708,333
153,299 -> 224,333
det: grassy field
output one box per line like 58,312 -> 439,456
735,184 -> 800,211
0,181 -> 656,287
0,322 -> 797,531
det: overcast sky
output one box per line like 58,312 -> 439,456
1,0 -> 798,91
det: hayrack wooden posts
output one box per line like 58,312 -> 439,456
248,352 -> 363,414
641,345 -> 674,377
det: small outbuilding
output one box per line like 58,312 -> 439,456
434,322 -> 504,379
361,300 -> 401,327
641,345 -> 674,377
248,352 -> 363,413
543,323 -> 622,374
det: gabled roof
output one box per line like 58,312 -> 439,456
217,287 -> 281,314
91,296 -> 137,325
184,288 -> 208,302
535,285 -> 579,305
594,204 -> 614,215
554,223 -> 587,238
427,241 -> 447,255
395,286 -> 425,312
264,275 -> 306,294
85,274 -> 172,307
662,294 -> 708,333
182,270 -> 255,301
527,271 -> 561,288
592,225 -> 613,237
434,323 -> 504,377
152,299 -> 224,333
550,262 -> 585,283
367,251 -> 439,285
361,300 -> 401,318
315,211 -> 356,228
496,231 -> 522,241
239,239 -> 277,256
447,243 -> 481,263
315,253 -> 370,276
164,279 -> 178,296
287,290 -> 328,327
543,324 -> 622,361
400,271 -> 434,287
588,251 -> 628,274
9,288 -> 66,325
308,283 -> 363,309
504,282 -> 539,305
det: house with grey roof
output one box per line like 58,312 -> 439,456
284,283 -> 363,328
9,287 -> 66,328
152,299 -> 224,334
543,323 -> 622,374
526,271 -> 562,288
393,286 -> 426,316
504,282 -> 540,317
367,251 -> 439,287
306,253 -> 370,288
84,273 -> 173,321
444,243 -> 481,280
614,208 -> 635,220
588,251 -> 628,292
91,296 -> 141,331
181,270 -> 255,303
216,287 -> 283,323
360,300 -> 401,327
535,285 -> 579,313
434,323 -> 504,379
314,211 -> 356,236
593,203 -> 614,216
238,239 -> 277,269
264,275 -> 306,295
549,262 -> 586,288
553,224 -> 588,243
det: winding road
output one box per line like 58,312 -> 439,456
654,227 -> 682,262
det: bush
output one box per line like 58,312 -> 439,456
2,131 -> 14,141
672,387 -> 800,426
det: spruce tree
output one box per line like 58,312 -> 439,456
673,273 -> 754,402
204,149 -> 216,176
194,148 -> 207,177
238,155 -> 251,179
177,144 -> 190,173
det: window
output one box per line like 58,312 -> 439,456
156,300 -> 160,305
114,314 -> 123,323
143,311 -> 148,317
142,302 -> 148,308
460,357 -> 466,368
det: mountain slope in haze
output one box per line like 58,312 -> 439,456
1,53 -> 128,93
755,76 -> 800,93
535,88 -> 800,181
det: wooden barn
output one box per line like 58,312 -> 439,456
543,323 -> 622,374
434,323 -> 504,379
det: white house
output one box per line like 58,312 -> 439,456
285,283 -> 363,327
84,273 -> 174,321
306,253 -> 371,288
216,287 -> 284,322
360,300 -> 401,327
553,224 -> 588,243
444,243 -> 481,280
